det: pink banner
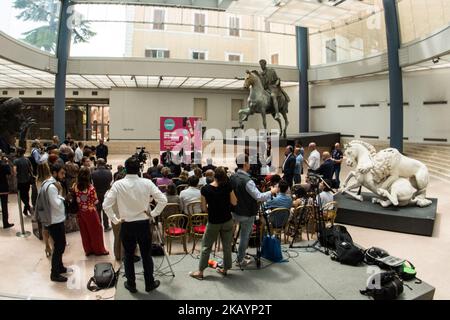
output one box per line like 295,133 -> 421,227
160,116 -> 202,164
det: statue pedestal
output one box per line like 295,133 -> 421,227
335,192 -> 437,236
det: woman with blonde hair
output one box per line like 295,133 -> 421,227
36,162 -> 53,257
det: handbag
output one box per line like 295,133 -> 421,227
87,263 -> 118,292
66,190 -> 79,215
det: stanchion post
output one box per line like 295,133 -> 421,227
16,191 -> 31,238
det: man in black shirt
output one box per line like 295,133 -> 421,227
13,147 -> 33,216
331,143 -> 343,187
314,152 -> 334,181
0,153 -> 14,228
96,139 -> 109,163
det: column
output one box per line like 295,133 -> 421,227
54,0 -> 72,140
296,26 -> 309,133
383,0 -> 404,152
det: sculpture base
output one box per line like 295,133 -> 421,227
335,193 -> 437,236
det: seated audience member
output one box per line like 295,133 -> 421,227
313,151 -> 334,181
165,183 -> 180,204
203,169 -> 215,185
113,165 -> 125,182
317,179 -> 334,209
179,176 -> 201,213
202,158 -> 216,173
194,168 -> 205,186
151,164 -> 163,179
188,165 -> 199,177
156,167 -> 172,191
264,180 -> 293,210
147,158 -> 160,177
175,170 -> 189,187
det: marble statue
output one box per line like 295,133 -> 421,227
338,140 -> 432,208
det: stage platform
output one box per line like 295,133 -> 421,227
224,131 -> 340,148
114,243 -> 435,300
335,193 -> 438,237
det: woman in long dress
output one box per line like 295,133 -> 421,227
74,167 -> 109,256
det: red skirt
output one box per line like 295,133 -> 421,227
77,208 -> 109,255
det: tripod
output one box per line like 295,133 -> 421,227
289,177 -> 330,255
231,208 -> 264,269
150,218 -> 175,277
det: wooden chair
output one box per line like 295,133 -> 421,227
322,201 -> 337,227
163,214 -> 189,255
186,201 -> 202,215
176,184 -> 188,194
266,208 -> 290,243
189,213 -> 208,253
285,204 -> 315,243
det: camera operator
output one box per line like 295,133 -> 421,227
230,154 -> 278,267
317,178 -> 334,209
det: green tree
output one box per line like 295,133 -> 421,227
13,0 -> 96,53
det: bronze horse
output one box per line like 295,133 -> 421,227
239,70 -> 289,138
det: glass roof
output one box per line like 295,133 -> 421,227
0,57 -> 299,90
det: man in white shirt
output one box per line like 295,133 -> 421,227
179,175 -> 201,214
103,157 -> 167,294
307,142 -> 321,171
74,142 -> 84,165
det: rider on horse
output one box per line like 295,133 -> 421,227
259,59 -> 291,121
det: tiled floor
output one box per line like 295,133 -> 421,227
0,154 -> 448,299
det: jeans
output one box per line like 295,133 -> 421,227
96,193 -> 110,229
333,166 -> 341,187
121,220 -> 154,287
199,219 -> 234,271
47,222 -> 66,276
294,174 -> 301,184
232,213 -> 255,263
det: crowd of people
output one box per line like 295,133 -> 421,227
0,136 -> 343,293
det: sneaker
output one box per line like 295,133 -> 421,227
234,259 -> 251,268
51,274 -> 68,282
145,280 -> 160,292
124,281 -> 137,293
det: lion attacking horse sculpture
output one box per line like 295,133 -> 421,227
239,70 -> 289,138
339,140 -> 432,208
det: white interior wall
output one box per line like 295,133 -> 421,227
109,88 -> 248,140
310,68 -> 450,143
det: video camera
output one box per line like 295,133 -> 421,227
135,147 -> 147,164
307,172 -> 322,187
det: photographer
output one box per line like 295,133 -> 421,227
230,154 -> 278,267
317,179 -> 334,209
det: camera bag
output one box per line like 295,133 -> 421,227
360,271 -> 404,300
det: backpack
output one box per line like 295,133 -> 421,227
87,263 -> 118,292
331,241 -> 365,266
328,225 -> 364,266
35,181 -> 55,226
321,225 -> 353,250
360,271 -> 404,300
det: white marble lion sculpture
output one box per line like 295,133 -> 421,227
338,140 -> 432,208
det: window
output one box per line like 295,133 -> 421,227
326,39 -> 337,63
271,54 -> 279,65
192,51 -> 207,60
227,53 -> 242,62
231,99 -> 244,121
229,16 -> 240,37
194,13 -> 206,33
153,9 -> 165,30
145,49 -> 170,58
194,98 -> 207,121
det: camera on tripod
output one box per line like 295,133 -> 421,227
306,172 -> 322,189
135,146 -> 147,165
